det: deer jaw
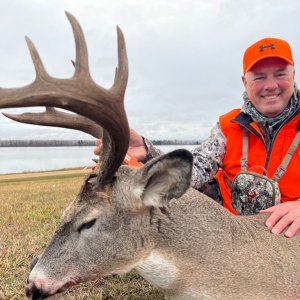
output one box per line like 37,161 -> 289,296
26,150 -> 193,299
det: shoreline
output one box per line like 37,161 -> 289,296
0,167 -> 92,181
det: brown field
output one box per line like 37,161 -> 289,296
0,169 -> 166,300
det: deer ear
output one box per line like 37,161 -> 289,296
134,149 -> 193,207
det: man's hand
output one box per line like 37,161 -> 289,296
94,139 -> 102,156
94,128 -> 147,161
260,201 -> 300,238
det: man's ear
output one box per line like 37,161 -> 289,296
242,75 -> 247,87
133,149 -> 193,207
292,66 -> 295,79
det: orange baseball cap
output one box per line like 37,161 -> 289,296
243,37 -> 294,74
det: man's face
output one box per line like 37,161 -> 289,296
242,57 -> 295,117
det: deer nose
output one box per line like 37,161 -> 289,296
25,281 -> 49,300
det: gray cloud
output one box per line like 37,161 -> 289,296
0,0 -> 300,140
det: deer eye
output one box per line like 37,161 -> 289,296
78,219 -> 96,233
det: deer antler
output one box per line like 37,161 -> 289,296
3,107 -> 103,139
0,11 -> 129,186
2,62 -> 120,139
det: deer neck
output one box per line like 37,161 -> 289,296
135,188 -> 237,294
135,188 -> 276,297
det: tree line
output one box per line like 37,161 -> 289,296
0,140 -> 95,147
152,139 -> 201,145
0,139 -> 202,147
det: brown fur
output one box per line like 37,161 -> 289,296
25,150 -> 300,300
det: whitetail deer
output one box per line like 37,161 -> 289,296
1,12 -> 300,300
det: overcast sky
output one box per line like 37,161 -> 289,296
0,0 -> 300,140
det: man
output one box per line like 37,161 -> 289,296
95,37 -> 300,237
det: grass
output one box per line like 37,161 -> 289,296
0,170 -> 166,300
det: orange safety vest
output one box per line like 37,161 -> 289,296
215,108 -> 300,215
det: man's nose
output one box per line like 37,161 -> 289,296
264,75 -> 279,91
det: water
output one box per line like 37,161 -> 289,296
0,145 -> 197,174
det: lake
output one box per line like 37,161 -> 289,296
0,145 -> 197,174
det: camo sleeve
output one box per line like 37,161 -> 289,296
142,122 -> 226,190
190,122 -> 226,189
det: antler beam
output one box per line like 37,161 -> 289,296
3,107 -> 103,138
0,11 -> 129,186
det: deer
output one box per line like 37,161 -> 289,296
0,12 -> 300,300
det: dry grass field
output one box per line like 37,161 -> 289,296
0,169 -> 166,300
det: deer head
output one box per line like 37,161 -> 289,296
0,12 -> 193,299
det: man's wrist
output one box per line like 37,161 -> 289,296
140,137 -> 153,163
140,137 -> 163,163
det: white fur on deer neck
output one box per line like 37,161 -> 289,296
136,253 -> 211,300
136,251 -> 178,289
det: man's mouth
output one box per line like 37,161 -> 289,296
262,94 -> 280,100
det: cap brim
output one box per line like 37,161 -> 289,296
244,55 -> 294,74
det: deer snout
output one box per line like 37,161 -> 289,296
26,257 -> 55,299
25,281 -> 53,300
25,270 -> 62,300
25,278 -> 67,300
26,269 -> 79,299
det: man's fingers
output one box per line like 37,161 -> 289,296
94,139 -> 102,155
284,218 -> 300,238
264,209 -> 289,229
263,203 -> 300,238
268,213 -> 294,234
270,213 -> 300,237
260,206 -> 277,213
96,139 -> 102,146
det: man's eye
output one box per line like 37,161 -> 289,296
78,219 -> 96,233
276,73 -> 286,77
254,76 -> 264,81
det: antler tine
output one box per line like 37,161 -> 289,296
3,107 -> 103,139
65,11 -> 90,78
25,36 -> 50,81
0,12 -> 129,186
110,27 -> 128,95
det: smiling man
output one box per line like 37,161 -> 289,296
215,38 -> 300,237
95,37 -> 300,237
242,38 -> 295,118
243,58 -> 295,118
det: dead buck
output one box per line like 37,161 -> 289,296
1,12 -> 300,300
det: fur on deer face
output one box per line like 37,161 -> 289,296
26,150 -> 193,299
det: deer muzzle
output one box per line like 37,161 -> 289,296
25,270 -> 79,299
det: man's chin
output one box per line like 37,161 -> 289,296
260,105 -> 285,118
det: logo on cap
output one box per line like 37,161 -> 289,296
259,43 -> 275,52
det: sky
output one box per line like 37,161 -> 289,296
0,0 -> 300,141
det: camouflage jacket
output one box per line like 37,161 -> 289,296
143,122 -> 226,190
143,88 -> 299,201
